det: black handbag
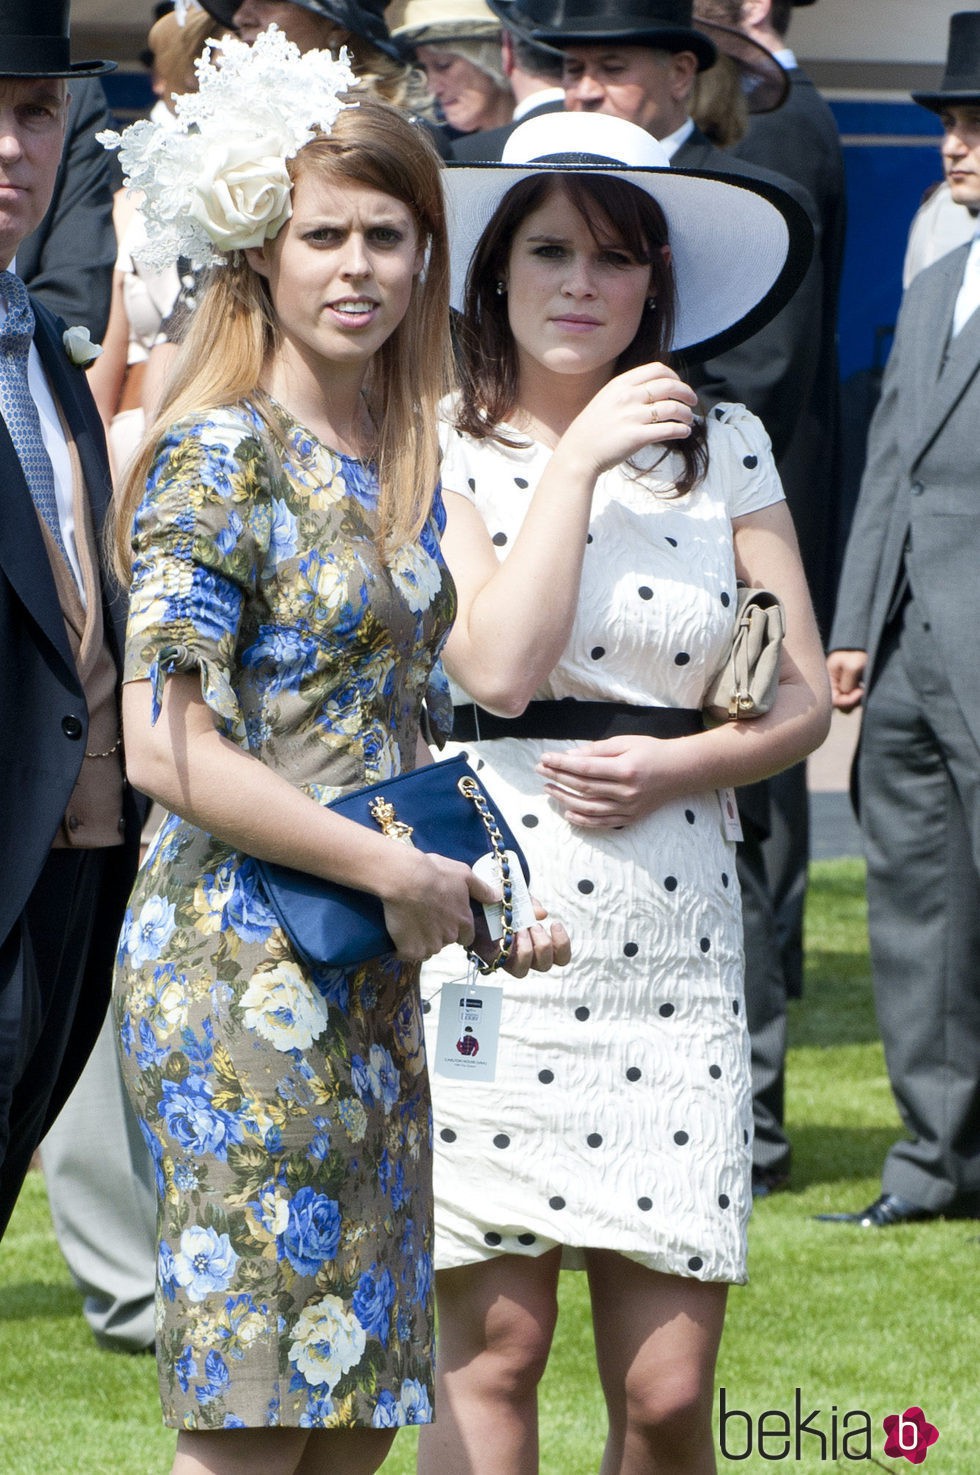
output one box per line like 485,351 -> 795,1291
254,755 -> 530,973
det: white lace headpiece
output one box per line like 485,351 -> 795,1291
99,27 -> 358,271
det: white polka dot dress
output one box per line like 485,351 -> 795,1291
422,403 -> 784,1285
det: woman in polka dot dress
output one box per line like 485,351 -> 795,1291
417,114 -> 831,1474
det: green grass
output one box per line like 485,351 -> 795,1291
1,859 -> 972,1472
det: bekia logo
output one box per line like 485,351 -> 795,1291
883,1407 -> 939,1465
719,1390 -> 940,1464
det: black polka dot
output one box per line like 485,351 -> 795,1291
522,814 -> 539,828
422,999 -> 432,1014
664,875 -> 678,892
665,535 -> 678,547
493,1134 -> 511,1149
514,477 -> 529,488
659,1003 -> 675,1018
713,406 -> 725,420
440,1128 -> 456,1142
709,1065 -> 722,1080
586,1133 -> 603,1148
517,1232 -> 536,1245
467,476 -> 476,491
586,533 -> 594,544
539,1069 -> 555,1084
549,1195 -> 566,1210
626,1067 -> 642,1082
476,758 -> 485,770
484,1231 -> 502,1246
623,941 -> 639,957
743,454 -> 758,469
577,879 -> 595,895
743,1129 -> 750,1145
700,937 -> 711,953
637,1196 -> 653,1211
674,651 -> 690,666
685,809 -> 696,824
721,872 -> 730,888
688,1256 -> 704,1272
719,1193 -> 730,1209
733,999 -> 740,1015
638,585 -> 653,600
590,646 -> 605,660
492,531 -> 507,546
674,1130 -> 690,1146
720,591 -> 731,607
575,1006 -> 590,1022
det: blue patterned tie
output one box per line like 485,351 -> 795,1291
0,270 -> 69,561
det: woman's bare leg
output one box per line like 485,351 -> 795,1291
172,1426 -> 397,1475
417,1249 -> 562,1475
586,1250 -> 728,1475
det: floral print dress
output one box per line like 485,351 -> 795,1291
113,399 -> 454,1430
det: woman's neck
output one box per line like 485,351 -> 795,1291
510,362 -> 613,449
261,345 -> 375,460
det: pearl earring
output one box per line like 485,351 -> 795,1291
646,297 -> 657,311
495,281 -> 506,296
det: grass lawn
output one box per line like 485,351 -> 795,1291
1,859 -> 972,1473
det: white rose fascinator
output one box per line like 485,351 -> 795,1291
98,27 -> 358,271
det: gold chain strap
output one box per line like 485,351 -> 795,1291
457,775 -> 516,974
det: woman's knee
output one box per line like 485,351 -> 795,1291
623,1361 -> 714,1448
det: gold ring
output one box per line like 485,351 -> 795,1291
650,402 -> 661,423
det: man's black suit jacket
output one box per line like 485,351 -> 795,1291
0,295 -> 140,952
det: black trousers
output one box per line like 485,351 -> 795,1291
0,847 -> 123,1237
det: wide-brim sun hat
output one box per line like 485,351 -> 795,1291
442,110 -> 813,360
0,0 -> 115,78
388,0 -> 503,47
198,0 -> 403,60
912,10 -> 980,115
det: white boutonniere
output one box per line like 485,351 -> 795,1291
63,325 -> 103,368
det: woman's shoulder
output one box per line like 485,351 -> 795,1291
701,401 -> 783,515
703,401 -> 773,456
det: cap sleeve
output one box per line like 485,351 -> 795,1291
704,402 -> 784,519
124,407 -> 274,737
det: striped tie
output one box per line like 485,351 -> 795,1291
0,270 -> 69,561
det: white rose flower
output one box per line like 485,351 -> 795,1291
289,1295 -> 367,1390
62,325 -> 103,367
239,961 -> 328,1052
186,136 -> 293,252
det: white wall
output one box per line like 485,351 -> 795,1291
791,0 -> 963,64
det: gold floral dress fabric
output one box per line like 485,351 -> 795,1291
113,400 -> 454,1430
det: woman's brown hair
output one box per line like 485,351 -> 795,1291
113,97 -> 453,580
454,172 -> 708,495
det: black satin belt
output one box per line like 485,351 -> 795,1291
451,700 -> 704,743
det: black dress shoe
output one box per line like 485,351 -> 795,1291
815,1193 -> 939,1227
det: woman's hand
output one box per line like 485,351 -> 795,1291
559,362 -> 698,482
499,900 -> 572,978
382,851 -> 500,963
536,735 -> 687,828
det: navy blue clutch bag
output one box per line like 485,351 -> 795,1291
254,755 -> 530,972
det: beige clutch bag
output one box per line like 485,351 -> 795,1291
703,585 -> 785,723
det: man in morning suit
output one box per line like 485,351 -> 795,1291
514,0 -> 822,1198
693,0 -> 847,1196
818,10 -> 980,1228
0,0 -> 142,1238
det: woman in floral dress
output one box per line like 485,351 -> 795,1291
106,36 -> 561,1475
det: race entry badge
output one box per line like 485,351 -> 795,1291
433,974 -> 503,1082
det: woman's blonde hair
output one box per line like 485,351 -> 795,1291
113,98 -> 453,580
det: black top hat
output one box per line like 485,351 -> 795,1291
517,0 -> 718,72
912,11 -> 980,114
0,0 -> 115,78
199,0 -> 402,60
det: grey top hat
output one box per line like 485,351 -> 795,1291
0,0 -> 115,78
912,10 -> 980,115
